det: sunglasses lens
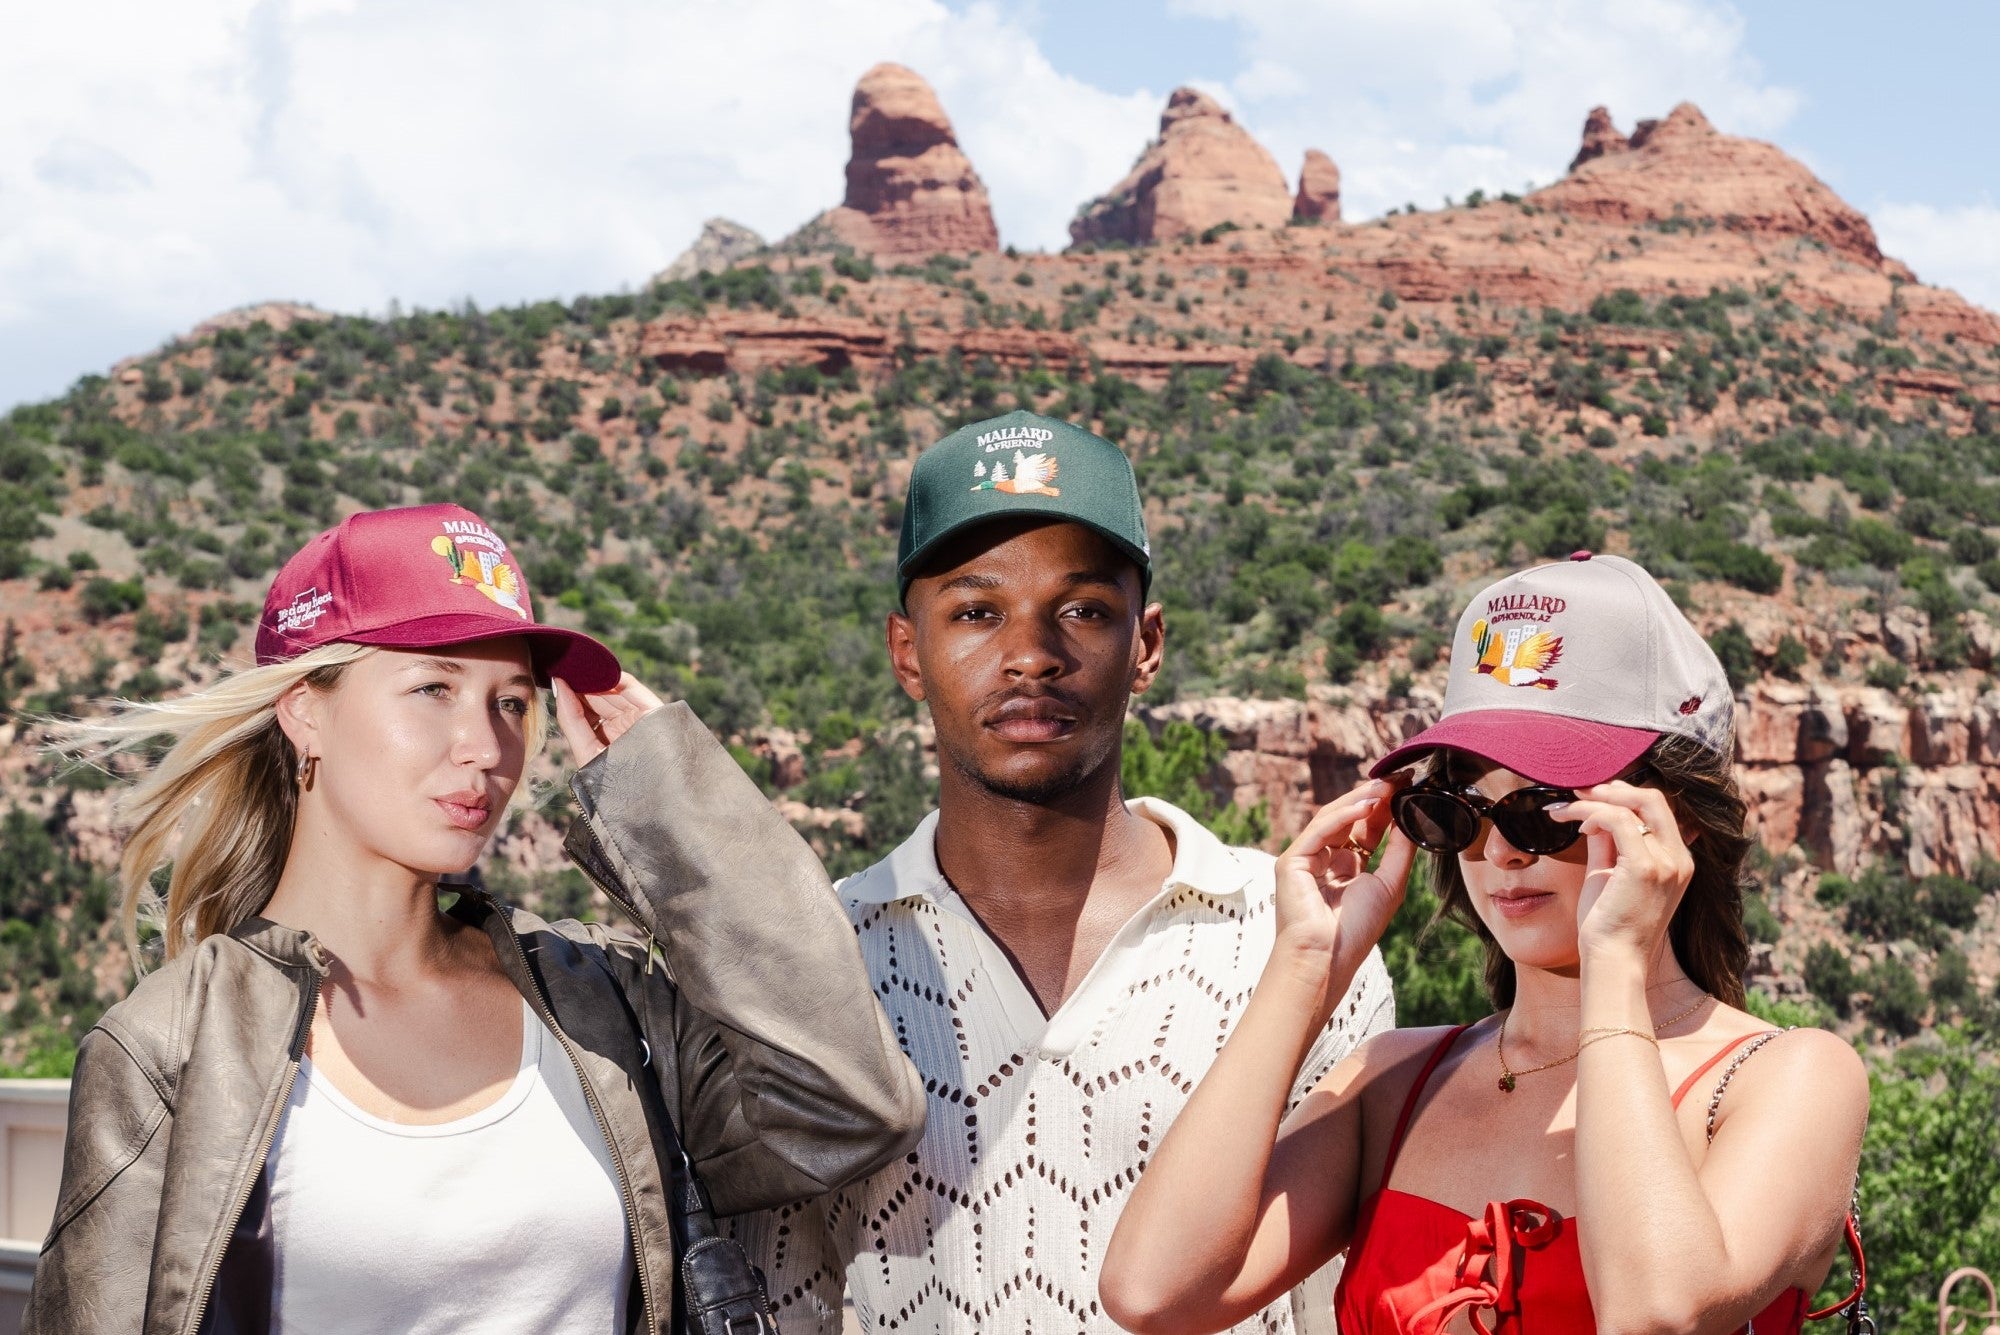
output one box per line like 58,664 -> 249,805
1394,791 -> 1480,852
1493,790 -> 1580,855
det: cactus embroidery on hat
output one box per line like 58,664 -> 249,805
1471,618 -> 1562,689
971,450 -> 1061,497
430,533 -> 526,618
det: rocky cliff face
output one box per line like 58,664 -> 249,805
812,62 -> 997,258
1071,87 -> 1293,247
1535,102 -> 1889,269
1294,149 -> 1342,223
1135,675 -> 2000,883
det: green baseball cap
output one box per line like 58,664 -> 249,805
897,410 -> 1152,605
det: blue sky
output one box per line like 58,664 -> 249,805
1,0 -> 1993,412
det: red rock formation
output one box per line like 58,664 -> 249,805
1568,106 -> 1629,172
639,313 -> 889,376
813,63 -> 997,259
1133,680 -> 2000,881
1294,149 -> 1342,223
1071,87 -> 1293,247
1536,101 -> 1887,267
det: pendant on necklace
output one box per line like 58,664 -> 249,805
1498,1074 -> 1517,1093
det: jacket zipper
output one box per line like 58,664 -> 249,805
494,900 -> 663,1335
183,963 -> 322,1335
563,813 -> 651,937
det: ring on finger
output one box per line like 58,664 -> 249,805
1340,836 -> 1372,854
1636,822 -> 1652,837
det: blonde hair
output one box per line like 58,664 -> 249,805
46,643 -> 549,964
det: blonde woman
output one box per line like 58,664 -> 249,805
27,504 -> 923,1335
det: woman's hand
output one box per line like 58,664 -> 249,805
553,673 -> 666,768
1550,780 -> 1694,966
1270,777 -> 1415,990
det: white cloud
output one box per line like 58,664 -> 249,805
0,0 -> 1155,410
1874,202 -> 2000,316
1168,0 -> 1801,214
3,0 -> 1988,412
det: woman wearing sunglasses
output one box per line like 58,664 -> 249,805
1102,553 -> 1868,1335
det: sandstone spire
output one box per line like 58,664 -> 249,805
816,62 -> 997,258
1568,106 -> 1629,172
1070,87 -> 1292,247
1293,148 -> 1342,223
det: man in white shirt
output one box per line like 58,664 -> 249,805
733,411 -> 1394,1334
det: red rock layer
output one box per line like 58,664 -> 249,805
1070,87 -> 1292,247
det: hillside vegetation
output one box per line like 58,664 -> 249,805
3,204 -> 1999,1324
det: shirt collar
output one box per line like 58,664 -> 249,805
840,798 -> 1254,906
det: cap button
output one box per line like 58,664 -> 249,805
1568,550 -> 1594,562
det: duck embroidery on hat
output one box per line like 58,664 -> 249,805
971,451 -> 1061,497
1471,618 -> 1562,689
430,534 -> 526,618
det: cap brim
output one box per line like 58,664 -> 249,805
1369,710 -> 1659,788
344,614 -> 622,694
898,514 -> 1152,604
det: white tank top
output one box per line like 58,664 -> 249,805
266,998 -> 633,1333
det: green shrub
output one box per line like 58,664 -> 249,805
1121,720 -> 1268,847
1864,957 -> 1925,1037
1920,874 -> 1983,931
1844,864 -> 1935,946
1930,946 -> 1972,1012
1864,659 -> 1907,690
1803,942 -> 1855,1018
1773,635 -> 1808,678
79,577 -> 146,623
1707,621 -> 1757,688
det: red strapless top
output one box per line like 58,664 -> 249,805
1332,1025 -> 1810,1335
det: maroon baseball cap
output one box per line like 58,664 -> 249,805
255,504 -> 621,693
1370,553 -> 1733,787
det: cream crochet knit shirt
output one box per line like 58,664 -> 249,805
731,798 -> 1396,1334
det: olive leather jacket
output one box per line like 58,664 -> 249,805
26,703 -> 926,1335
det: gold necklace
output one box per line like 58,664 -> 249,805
1495,990 -> 1710,1094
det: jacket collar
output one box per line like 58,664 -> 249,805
227,889 -> 519,973
843,797 -> 1253,906
228,914 -> 328,972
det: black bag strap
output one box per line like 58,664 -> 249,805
593,939 -> 777,1335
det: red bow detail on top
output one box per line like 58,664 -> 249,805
1407,1199 -> 1563,1335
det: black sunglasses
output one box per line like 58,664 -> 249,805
1389,766 -> 1656,857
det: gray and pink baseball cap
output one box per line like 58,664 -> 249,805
255,504 -> 621,693
1370,552 -> 1733,787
